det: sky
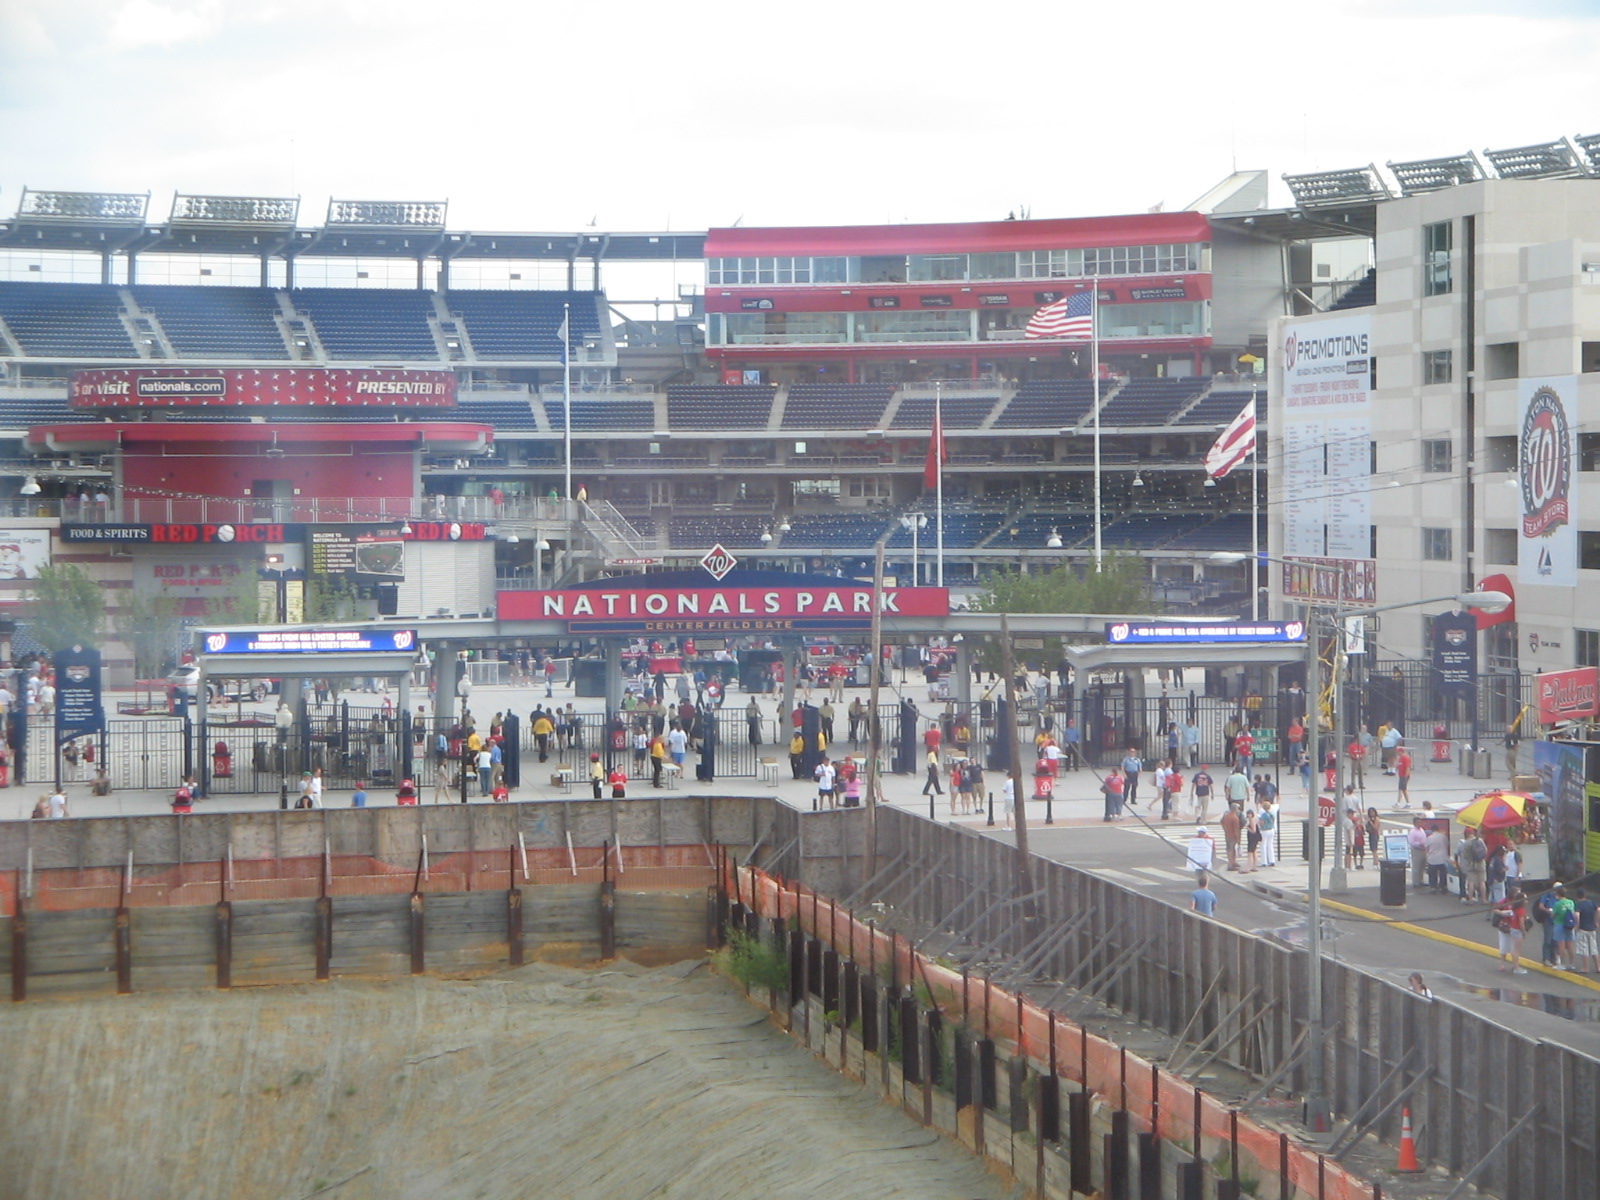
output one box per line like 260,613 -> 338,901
2,0 -> 1598,237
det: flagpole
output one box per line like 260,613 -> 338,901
1250,383 -> 1260,620
935,381 -> 945,587
562,301 -> 572,502
1090,287 -> 1102,572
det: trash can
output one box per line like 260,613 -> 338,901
1379,859 -> 1408,908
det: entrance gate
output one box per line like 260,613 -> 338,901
37,717 -> 190,793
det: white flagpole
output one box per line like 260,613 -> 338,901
1250,383 -> 1260,619
562,302 -> 572,502
1090,287 -> 1102,572
935,381 -> 944,587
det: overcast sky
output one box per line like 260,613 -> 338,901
2,0 -> 1598,235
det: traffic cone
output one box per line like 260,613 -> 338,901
1396,1107 -> 1422,1172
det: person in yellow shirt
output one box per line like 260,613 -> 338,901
650,733 -> 668,787
789,731 -> 806,780
532,710 -> 556,762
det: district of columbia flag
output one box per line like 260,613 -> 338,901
1203,399 -> 1257,479
923,409 -> 946,489
1024,291 -> 1094,340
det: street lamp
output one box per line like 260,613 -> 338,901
900,512 -> 927,585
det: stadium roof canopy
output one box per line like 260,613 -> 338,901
0,189 -> 706,261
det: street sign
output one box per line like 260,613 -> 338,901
1317,794 -> 1337,827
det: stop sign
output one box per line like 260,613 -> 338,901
1317,794 -> 1337,827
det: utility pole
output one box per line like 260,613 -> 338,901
997,613 -> 1035,924
1303,606 -> 1329,1133
864,539 -> 887,873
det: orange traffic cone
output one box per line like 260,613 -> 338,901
1396,1107 -> 1422,1172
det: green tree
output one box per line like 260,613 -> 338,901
968,553 -> 1151,617
966,554 -> 1154,674
113,589 -> 186,677
214,567 -> 261,625
27,564 -> 107,652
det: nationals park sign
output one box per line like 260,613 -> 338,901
499,581 -> 949,634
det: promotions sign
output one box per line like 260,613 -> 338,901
1104,621 -> 1305,645
1518,377 -> 1578,587
1430,611 -> 1477,702
68,367 -> 457,408
1279,314 -> 1372,560
54,645 -> 105,741
1536,667 -> 1599,725
499,585 -> 949,634
203,629 -> 418,654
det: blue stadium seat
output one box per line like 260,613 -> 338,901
131,286 -> 289,360
0,282 -> 135,358
289,288 -> 438,359
994,380 -> 1103,428
666,385 -> 776,430
1095,377 -> 1207,427
446,290 -> 602,360
781,384 -> 893,430
890,393 -> 999,429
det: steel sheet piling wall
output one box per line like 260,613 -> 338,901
853,806 -> 1597,1200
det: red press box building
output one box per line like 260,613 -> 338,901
702,213 -> 1270,384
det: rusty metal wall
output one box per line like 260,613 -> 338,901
864,806 -> 1598,1200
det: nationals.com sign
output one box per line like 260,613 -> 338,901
69,367 -> 457,408
500,585 -> 949,633
1536,667 -> 1599,725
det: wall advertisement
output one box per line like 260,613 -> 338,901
1517,376 -> 1578,588
1279,314 -> 1372,562
0,529 -> 51,579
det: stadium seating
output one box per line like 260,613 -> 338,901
777,512 -> 894,549
0,395 -> 75,430
1094,377 -> 1207,427
1330,269 -> 1376,311
668,514 -> 771,549
665,385 -> 776,430
1003,514 -> 1095,549
131,286 -> 289,359
544,397 -> 654,433
885,509 -> 1007,549
1175,389 -> 1259,425
452,398 -> 542,432
890,392 -> 999,429
781,384 -> 893,429
288,289 -> 439,359
445,290 -> 600,359
993,380 -> 1102,428
0,282 -> 135,358
1099,512 -> 1210,548
1164,513 -> 1262,552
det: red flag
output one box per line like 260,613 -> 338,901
923,409 -> 946,489
1203,400 -> 1256,479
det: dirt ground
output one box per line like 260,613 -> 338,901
2,960 -> 1022,1200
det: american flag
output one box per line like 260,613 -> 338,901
1203,399 -> 1257,479
1024,291 -> 1094,340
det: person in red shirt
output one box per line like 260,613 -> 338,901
1395,747 -> 1414,807
1233,728 -> 1255,774
923,723 -> 942,753
1346,735 -> 1368,789
608,766 -> 628,799
1494,887 -> 1529,974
